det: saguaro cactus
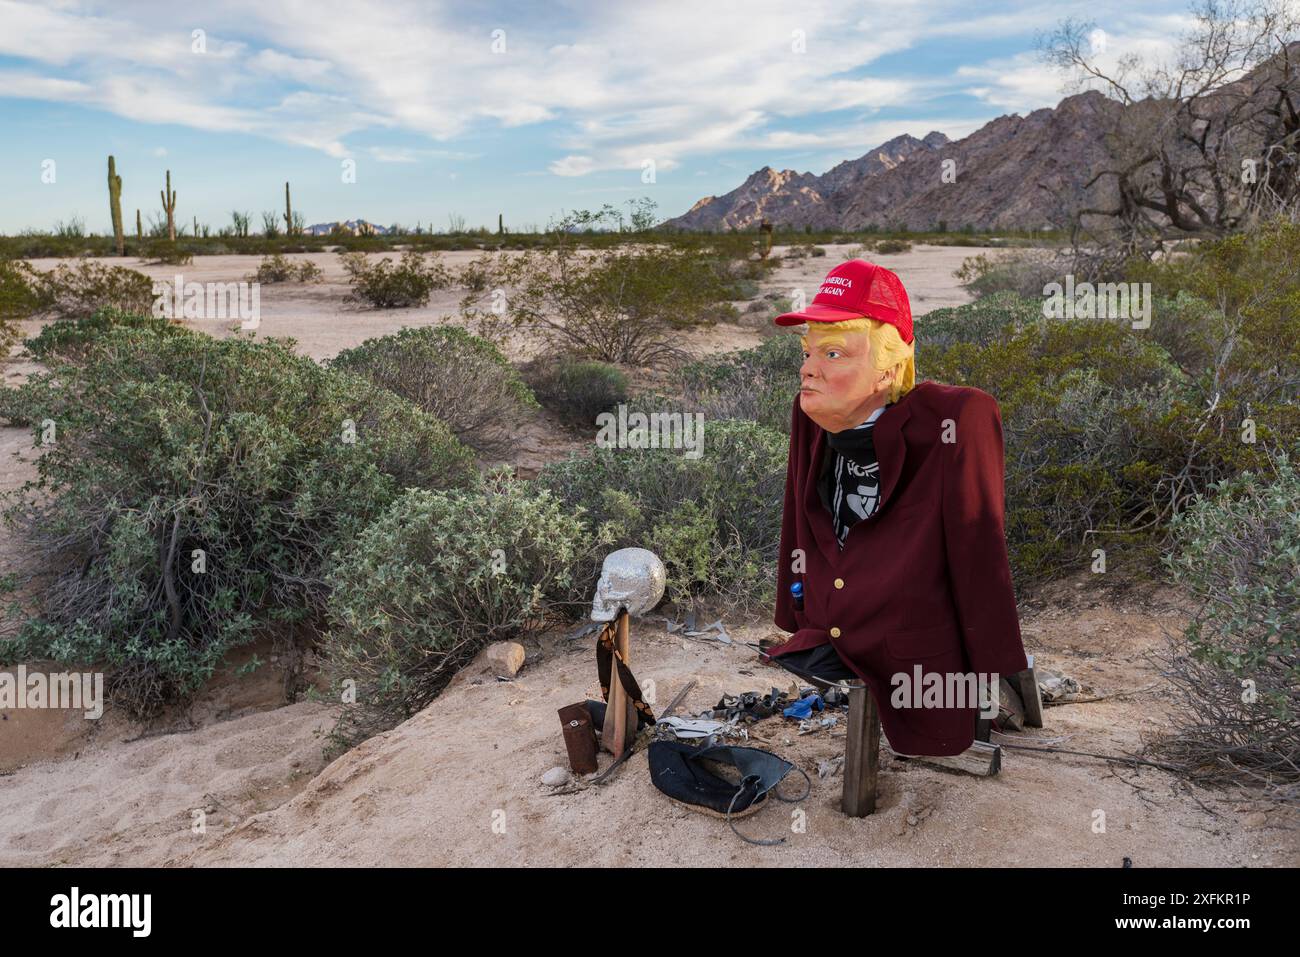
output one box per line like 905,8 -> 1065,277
107,156 -> 124,256
283,182 -> 294,236
498,212 -> 504,235
160,170 -> 177,241
136,209 -> 142,241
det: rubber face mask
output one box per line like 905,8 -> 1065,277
799,327 -> 892,433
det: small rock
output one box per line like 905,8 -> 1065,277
486,641 -> 526,677
1244,811 -> 1267,828
907,814 -> 919,826
541,766 -> 571,788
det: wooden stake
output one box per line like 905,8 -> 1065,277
1015,654 -> 1044,729
842,680 -> 881,816
602,609 -> 636,758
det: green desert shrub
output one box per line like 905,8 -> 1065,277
474,241 -> 742,365
0,312 -> 19,357
27,260 -> 154,319
0,325 -> 476,718
924,226 -> 1300,589
331,325 -> 539,457
1138,291 -> 1220,376
923,314 -> 1187,584
914,291 -> 1044,351
954,250 -> 1062,299
1154,449 -> 1300,804
250,253 -> 323,283
144,240 -> 194,265
522,355 -> 629,429
452,251 -> 495,294
21,308 -> 185,368
0,258 -> 48,351
322,469 -> 586,747
872,238 -> 913,255
1132,217 -> 1300,393
341,250 -> 450,307
1120,219 -> 1300,510
537,418 -> 787,614
672,333 -> 802,434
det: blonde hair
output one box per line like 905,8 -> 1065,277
799,317 -> 915,403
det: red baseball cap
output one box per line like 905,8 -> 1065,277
774,259 -> 913,344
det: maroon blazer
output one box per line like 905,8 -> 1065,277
770,379 -> 1028,756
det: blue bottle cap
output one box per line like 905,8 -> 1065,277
790,581 -> 803,598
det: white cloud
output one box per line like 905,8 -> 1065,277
248,49 -> 333,82
954,10 -> 1197,113
0,0 -> 1201,177
367,145 -> 480,163
550,155 -> 597,177
0,71 -> 90,99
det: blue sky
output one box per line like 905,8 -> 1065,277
0,0 -> 1193,234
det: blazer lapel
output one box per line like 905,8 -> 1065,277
804,424 -> 839,561
872,400 -> 911,511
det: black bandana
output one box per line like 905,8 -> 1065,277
820,404 -> 889,548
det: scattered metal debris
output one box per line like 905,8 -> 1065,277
798,715 -> 840,736
817,756 -> 844,780
1037,668 -> 1081,701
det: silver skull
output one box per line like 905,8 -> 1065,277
590,547 -> 666,622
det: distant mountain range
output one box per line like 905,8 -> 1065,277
303,219 -> 390,236
662,91 -> 1127,232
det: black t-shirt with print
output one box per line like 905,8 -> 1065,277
818,403 -> 890,549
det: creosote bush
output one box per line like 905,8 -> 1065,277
872,238 -> 913,255
144,241 -> 194,265
673,333 -> 802,434
923,310 -> 1187,584
0,258 -> 45,351
954,250 -> 1065,300
0,324 -> 476,717
331,325 -> 538,457
914,291 -> 1045,351
25,260 -> 154,319
322,469 -> 586,748
250,253 -> 323,283
537,418 -> 787,615
464,239 -> 746,365
1154,449 -> 1300,806
341,250 -> 450,307
21,307 -> 185,368
521,354 -> 629,429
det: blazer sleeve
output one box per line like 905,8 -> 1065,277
773,395 -> 802,634
941,391 -> 1028,678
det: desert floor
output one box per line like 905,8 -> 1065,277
2,243 -> 1296,867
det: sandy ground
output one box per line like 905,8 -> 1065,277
173,581 -> 1296,867
22,242 -> 984,363
4,244 -> 1294,867
4,578 -> 1292,867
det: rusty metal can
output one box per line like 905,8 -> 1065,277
558,702 -> 598,774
